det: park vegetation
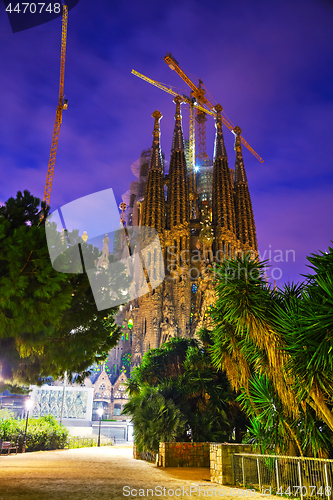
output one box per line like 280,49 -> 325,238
0,412 -> 68,452
1,190 -> 332,458
125,244 -> 333,458
122,336 -> 248,453
208,247 -> 333,457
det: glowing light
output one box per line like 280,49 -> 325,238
26,399 -> 33,410
128,319 -> 134,330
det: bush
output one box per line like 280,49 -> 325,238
0,414 -> 68,452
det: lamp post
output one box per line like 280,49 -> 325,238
59,370 -> 67,426
23,398 -> 33,453
97,407 -> 104,447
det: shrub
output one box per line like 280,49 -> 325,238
0,415 -> 68,452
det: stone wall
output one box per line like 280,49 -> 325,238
133,443 -> 140,460
133,444 -> 156,463
158,442 -> 210,468
210,443 -> 253,485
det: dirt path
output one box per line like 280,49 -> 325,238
0,445 -> 268,500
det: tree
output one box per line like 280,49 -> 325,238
208,248 -> 333,456
122,385 -> 186,454
275,247 -> 333,431
123,337 -> 248,453
238,374 -> 333,458
0,191 -> 122,390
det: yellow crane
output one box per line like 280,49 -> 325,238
164,53 -> 264,164
132,58 -> 263,212
43,3 -> 69,207
131,69 -> 212,200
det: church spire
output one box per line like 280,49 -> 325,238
233,126 -> 247,184
212,105 -> 236,257
141,111 -> 165,235
213,104 -> 227,160
167,97 -> 190,229
171,95 -> 185,152
232,126 -> 257,252
149,110 -> 163,171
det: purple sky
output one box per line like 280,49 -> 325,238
1,0 -> 332,286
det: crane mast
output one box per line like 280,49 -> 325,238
164,53 -> 264,164
131,61 -> 263,218
131,67 -> 264,207
131,70 -> 202,208
43,4 -> 68,207
165,54 -> 209,161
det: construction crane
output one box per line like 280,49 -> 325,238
43,3 -> 69,207
165,53 -> 210,162
164,53 -> 264,164
131,68 -> 263,207
131,69 -> 214,202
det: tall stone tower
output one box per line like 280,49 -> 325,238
212,104 -> 237,257
111,98 -> 257,373
233,126 -> 258,253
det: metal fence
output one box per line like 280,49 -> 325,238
233,453 -> 333,500
66,436 -> 115,449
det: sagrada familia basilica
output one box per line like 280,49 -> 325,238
78,95 -> 258,419
111,97 -> 257,365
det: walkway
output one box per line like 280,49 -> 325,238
0,445 -> 269,499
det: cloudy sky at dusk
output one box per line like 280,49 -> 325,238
0,0 -> 332,286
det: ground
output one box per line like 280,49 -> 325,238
0,445 -> 271,500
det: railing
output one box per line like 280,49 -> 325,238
66,436 -> 115,449
233,453 -> 333,500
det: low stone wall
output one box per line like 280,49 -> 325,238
158,442 -> 210,468
133,444 -> 156,462
210,443 -> 253,485
133,443 -> 140,460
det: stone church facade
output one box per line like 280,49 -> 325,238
55,97 -> 257,418
110,96 -> 257,376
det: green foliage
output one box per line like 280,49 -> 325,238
239,375 -> 333,457
123,386 -> 186,453
123,337 -> 248,453
208,247 -> 333,457
0,415 -> 68,452
0,191 -> 122,389
67,436 -> 113,448
274,246 -> 333,401
0,409 -> 15,419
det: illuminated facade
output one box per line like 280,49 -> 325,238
113,97 -> 258,372
51,99 -> 257,417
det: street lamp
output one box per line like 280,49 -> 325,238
23,398 -> 33,453
97,407 -> 104,447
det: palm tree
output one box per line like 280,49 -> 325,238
122,385 -> 186,453
210,253 -> 294,414
274,246 -> 333,431
123,337 -> 247,451
209,246 -> 333,455
239,374 -> 332,458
